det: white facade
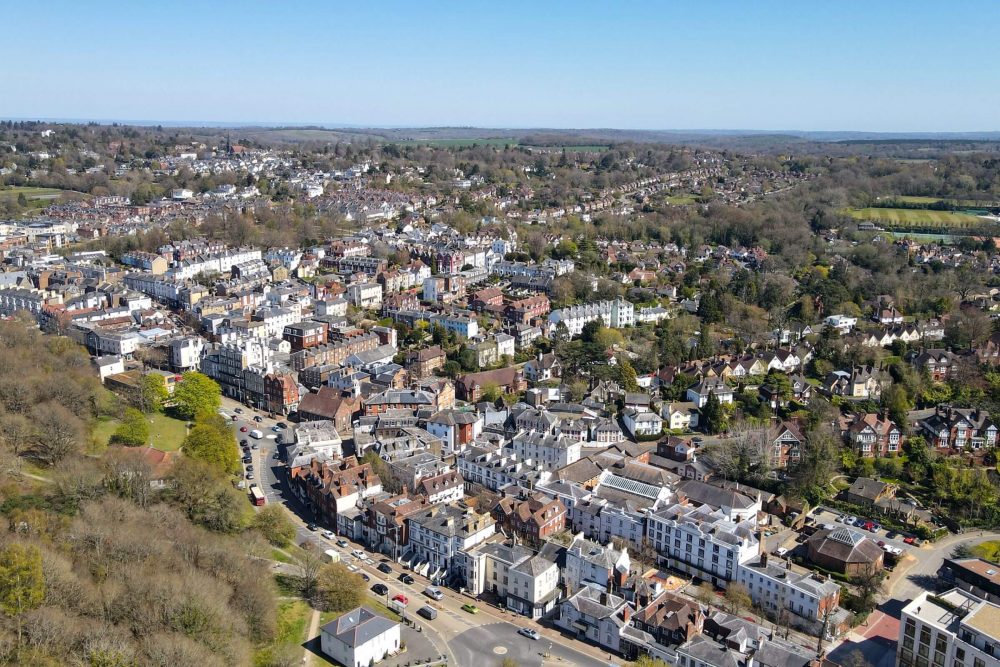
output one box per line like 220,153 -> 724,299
898,589 -> 1000,667
548,298 -> 634,337
736,555 -> 841,623
346,282 -> 383,309
170,336 -> 204,371
319,608 -> 400,667
509,431 -> 582,470
645,503 -> 759,588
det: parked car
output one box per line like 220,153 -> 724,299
518,628 -> 540,640
378,563 -> 392,575
245,464 -> 254,472
276,422 -> 287,429
461,604 -> 479,614
307,523 -> 319,531
240,426 -> 248,432
253,415 -> 263,422
392,594 -> 409,607
424,587 -> 444,601
234,408 -> 243,414
372,584 -> 388,596
773,547 -> 789,557
245,472 -> 254,480
361,573 -> 370,582
903,536 -> 916,545
231,415 -> 238,421
352,550 -> 365,559
399,574 -> 414,585
337,539 -> 349,548
417,605 -> 437,620
321,530 -> 335,540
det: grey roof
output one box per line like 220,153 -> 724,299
511,554 -> 557,577
677,479 -> 758,511
320,607 -> 397,648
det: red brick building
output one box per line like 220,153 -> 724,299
264,372 -> 299,415
492,493 -> 566,545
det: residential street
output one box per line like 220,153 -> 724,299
223,397 -> 622,666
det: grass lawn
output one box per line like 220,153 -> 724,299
92,413 -> 189,451
844,207 -> 985,228
397,137 -> 517,148
972,540 -> 1000,563
881,195 -> 1000,207
664,194 -> 699,205
253,599 -> 311,667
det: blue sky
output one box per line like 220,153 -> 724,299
4,1 -> 999,131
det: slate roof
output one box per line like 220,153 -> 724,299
320,607 -> 397,648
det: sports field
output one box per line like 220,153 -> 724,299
845,207 -> 985,228
877,195 -> 1000,207
0,186 -> 75,202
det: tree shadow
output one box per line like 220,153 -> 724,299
905,573 -> 944,594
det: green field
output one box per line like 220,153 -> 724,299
880,195 -> 1000,207
972,540 -> 1000,563
397,137 -> 517,148
845,207 -> 987,229
254,599 -> 311,667
664,194 -> 699,205
93,413 -> 189,451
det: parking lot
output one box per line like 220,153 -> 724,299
808,506 -> 916,556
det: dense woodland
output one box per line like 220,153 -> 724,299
0,318 -> 297,666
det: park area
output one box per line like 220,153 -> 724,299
844,206 -> 988,230
92,412 -> 189,451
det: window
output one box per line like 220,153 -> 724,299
936,637 -> 948,653
905,620 -> 916,638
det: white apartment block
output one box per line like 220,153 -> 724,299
548,298 -> 634,337
346,282 -> 383,309
736,554 -> 842,625
406,505 -> 495,581
459,543 -> 560,619
509,430 -> 582,471
645,503 -> 759,589
430,313 -> 478,339
898,589 -> 1000,667
170,336 -> 205,371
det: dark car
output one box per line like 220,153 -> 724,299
307,523 -> 319,532
361,573 -> 370,582
371,583 -> 388,596
378,563 -> 392,575
234,408 -> 243,414
399,574 -> 414,585
253,415 -> 263,422
240,439 -> 248,446
276,422 -> 287,429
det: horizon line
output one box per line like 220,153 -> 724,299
2,117 -> 1000,136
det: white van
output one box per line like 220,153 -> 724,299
249,429 -> 264,439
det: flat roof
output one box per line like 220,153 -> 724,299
963,603 -> 1000,640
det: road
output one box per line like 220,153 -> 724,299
890,529 -> 1000,601
221,397 -> 620,667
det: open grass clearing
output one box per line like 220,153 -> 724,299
879,195 -> 1000,207
92,412 -> 189,451
0,186 -> 88,202
253,599 -> 311,667
664,193 -> 699,205
972,540 -> 1000,563
844,207 -> 986,228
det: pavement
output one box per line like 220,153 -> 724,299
827,608 -> 899,667
221,398 -> 622,667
